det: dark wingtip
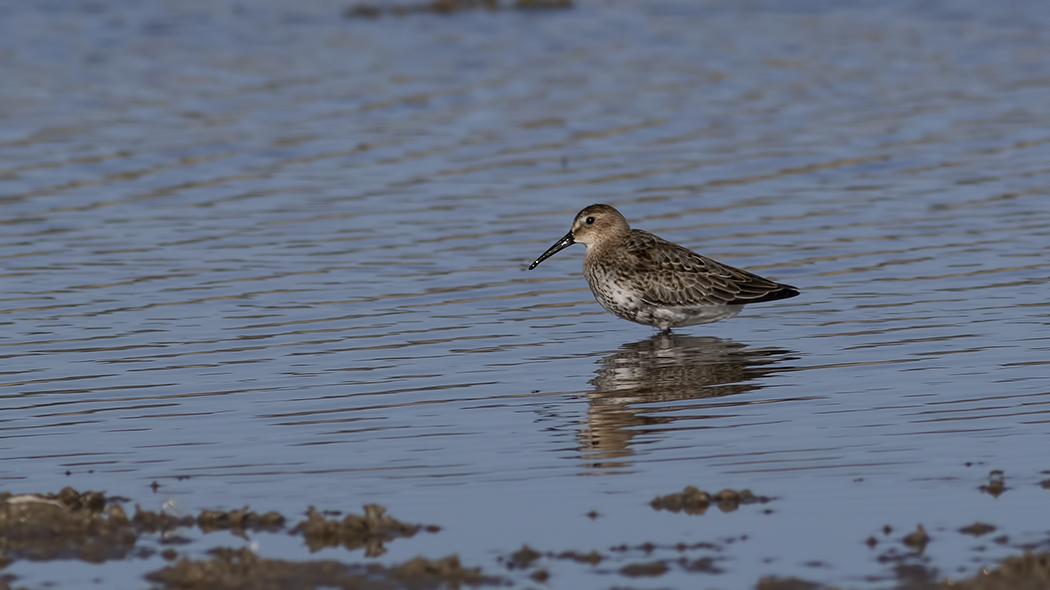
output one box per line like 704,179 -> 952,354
763,284 -> 801,303
734,283 -> 800,305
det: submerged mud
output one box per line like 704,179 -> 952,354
4,487 -> 1050,589
758,551 -> 1050,590
147,548 -> 503,590
650,486 -> 771,515
0,488 -> 473,590
290,505 -> 439,556
943,552 -> 1050,590
498,539 -> 729,584
0,488 -> 137,563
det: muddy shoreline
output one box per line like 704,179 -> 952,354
2,487 -> 1047,589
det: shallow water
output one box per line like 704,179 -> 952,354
2,0 -> 1050,587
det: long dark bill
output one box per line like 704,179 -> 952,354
528,232 -> 575,270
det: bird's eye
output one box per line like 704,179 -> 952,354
585,217 -> 595,225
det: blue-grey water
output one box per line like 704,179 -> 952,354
2,0 -> 1050,588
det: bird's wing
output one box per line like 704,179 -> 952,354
621,230 -> 795,307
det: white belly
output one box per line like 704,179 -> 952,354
592,282 -> 742,330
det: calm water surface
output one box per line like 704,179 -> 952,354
2,0 -> 1050,588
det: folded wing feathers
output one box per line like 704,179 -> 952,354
624,230 -> 794,307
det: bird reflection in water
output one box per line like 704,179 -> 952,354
580,334 -> 795,473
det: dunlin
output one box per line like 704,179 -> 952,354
528,204 -> 799,332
